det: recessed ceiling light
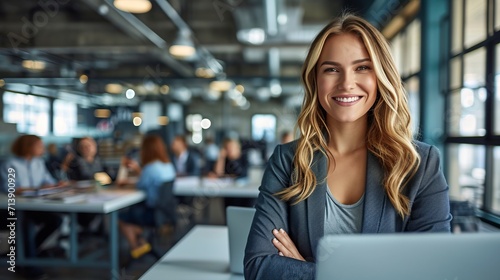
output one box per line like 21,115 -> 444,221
113,0 -> 152,13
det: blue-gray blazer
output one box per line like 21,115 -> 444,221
244,140 -> 452,280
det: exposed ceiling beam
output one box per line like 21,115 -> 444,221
84,0 -> 193,77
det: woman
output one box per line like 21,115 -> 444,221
63,137 -> 105,181
118,134 -> 176,259
211,138 -> 248,180
244,14 -> 452,279
0,135 -> 64,278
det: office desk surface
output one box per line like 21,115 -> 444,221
0,189 -> 146,213
140,225 -> 244,280
174,177 -> 259,198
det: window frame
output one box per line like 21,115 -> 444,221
447,0 -> 500,223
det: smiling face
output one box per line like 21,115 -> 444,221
316,33 -> 378,126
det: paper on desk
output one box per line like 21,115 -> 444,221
174,176 -> 201,188
85,192 -> 123,203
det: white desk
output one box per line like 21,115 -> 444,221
140,225 -> 244,280
174,177 -> 260,198
0,189 -> 145,280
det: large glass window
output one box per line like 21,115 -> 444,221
405,76 -> 420,134
391,19 -> 421,136
53,99 -> 77,136
448,88 -> 486,137
449,0 -> 500,223
493,147 -> 500,213
464,0 -> 487,48
495,44 -> 500,135
3,92 -> 49,136
447,144 -> 485,208
451,0 -> 463,54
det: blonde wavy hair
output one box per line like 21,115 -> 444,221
277,14 -> 420,218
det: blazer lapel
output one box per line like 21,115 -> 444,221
306,151 -> 327,257
361,152 -> 386,233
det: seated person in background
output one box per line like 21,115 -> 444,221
45,143 -> 64,180
209,138 -> 253,208
116,147 -> 141,186
210,138 -> 249,181
202,136 -> 219,175
62,137 -> 104,181
62,137 -> 106,232
171,135 -> 200,206
0,135 -> 63,276
280,131 -> 294,144
119,134 -> 176,259
171,135 -> 201,177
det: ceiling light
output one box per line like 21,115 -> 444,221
22,60 -> 46,71
94,109 -> 111,118
195,67 -> 215,78
200,118 -> 211,129
126,88 -> 135,99
79,74 -> 88,84
237,28 -> 265,45
169,30 -> 196,59
235,84 -> 245,94
210,80 -> 233,92
113,0 -> 152,13
158,116 -> 169,125
105,83 -> 123,94
160,85 -> 170,94
133,117 -> 142,126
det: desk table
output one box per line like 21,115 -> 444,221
140,225 -> 243,280
0,189 -> 145,280
173,177 -> 259,198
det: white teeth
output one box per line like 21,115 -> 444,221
334,96 -> 360,103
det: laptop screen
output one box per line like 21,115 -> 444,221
316,233 -> 500,280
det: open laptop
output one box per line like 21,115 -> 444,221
316,233 -> 500,280
226,206 -> 256,274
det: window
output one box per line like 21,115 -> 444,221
495,43 -> 500,135
448,0 -> 500,222
447,144 -> 485,208
391,19 -> 421,135
251,114 -> 276,143
493,147 -> 500,213
53,99 -> 77,136
464,0 -> 486,48
3,92 -> 49,136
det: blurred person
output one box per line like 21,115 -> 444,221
62,137 -> 105,181
280,131 -> 294,144
119,134 -> 176,259
0,135 -> 64,278
209,138 -> 253,208
170,135 -> 201,177
210,138 -> 249,180
202,136 -> 219,175
45,143 -> 64,180
62,137 -> 107,232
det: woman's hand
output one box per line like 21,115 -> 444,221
272,228 -> 305,261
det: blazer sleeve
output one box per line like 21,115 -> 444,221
244,144 -> 316,280
406,145 -> 452,232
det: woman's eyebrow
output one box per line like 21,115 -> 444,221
319,58 -> 371,67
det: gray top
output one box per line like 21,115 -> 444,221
324,186 -> 364,234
